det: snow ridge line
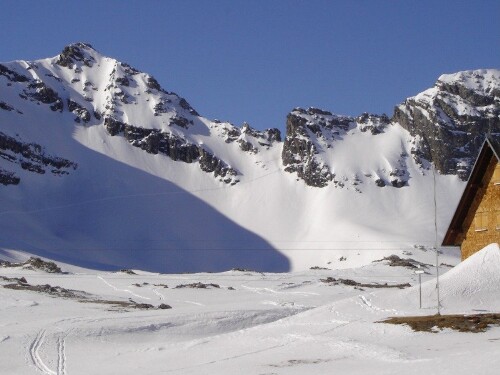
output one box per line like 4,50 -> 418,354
29,329 -> 56,375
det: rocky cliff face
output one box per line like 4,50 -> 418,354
393,70 -> 500,180
103,116 -> 240,184
282,108 -> 346,187
0,131 -> 77,185
282,70 -> 499,187
281,108 -> 410,188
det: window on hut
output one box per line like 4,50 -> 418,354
494,164 -> 500,185
474,211 -> 488,232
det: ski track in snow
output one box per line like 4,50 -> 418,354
241,285 -> 319,297
163,342 -> 292,373
29,330 -> 57,375
97,276 -> 150,300
357,294 -> 398,314
152,288 -> 165,300
57,334 -> 67,375
163,320 -> 355,373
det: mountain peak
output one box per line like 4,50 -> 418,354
435,69 -> 500,100
437,68 -> 500,85
56,42 -> 99,68
66,42 -> 96,51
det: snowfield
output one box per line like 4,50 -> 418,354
1,244 -> 499,375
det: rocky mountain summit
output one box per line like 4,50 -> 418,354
394,69 -> 500,179
282,70 -> 499,187
1,43 -> 498,189
0,43 -> 281,186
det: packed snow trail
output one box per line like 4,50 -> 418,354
29,330 -> 56,375
152,288 -> 165,300
161,319 -> 355,373
97,276 -> 151,300
2,244 -> 500,374
57,334 -> 67,375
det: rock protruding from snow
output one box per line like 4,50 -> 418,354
221,121 -> 281,154
282,108 -> 339,187
0,131 -> 77,183
0,168 -> 19,185
56,42 -> 97,68
282,107 -> 394,188
393,69 -> 500,179
283,70 -> 499,187
103,116 -> 240,184
0,63 -> 30,83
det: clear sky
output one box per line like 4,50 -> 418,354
1,0 -> 499,131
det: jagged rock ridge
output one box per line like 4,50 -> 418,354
282,71 -> 499,187
0,43 -> 282,186
282,108 -> 410,188
0,43 -> 498,190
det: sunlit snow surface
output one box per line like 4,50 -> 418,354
0,244 -> 499,374
0,44 -> 479,273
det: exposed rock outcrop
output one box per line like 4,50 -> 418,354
67,99 -> 91,123
22,80 -> 63,112
282,70 -> 499,187
0,168 -> 20,185
103,117 -> 239,184
393,70 -> 500,180
0,131 -> 77,183
221,122 -> 281,154
56,42 -> 97,68
282,109 -> 336,187
0,63 -> 30,83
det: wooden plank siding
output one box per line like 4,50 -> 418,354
460,160 -> 499,260
442,137 -> 500,260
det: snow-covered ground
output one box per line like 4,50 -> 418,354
1,244 -> 499,375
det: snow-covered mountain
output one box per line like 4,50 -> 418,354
0,43 -> 498,272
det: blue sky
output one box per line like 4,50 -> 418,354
1,0 -> 499,131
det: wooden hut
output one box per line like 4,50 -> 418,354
442,137 -> 500,260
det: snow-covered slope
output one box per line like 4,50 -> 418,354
1,244 -> 499,375
0,43 -> 497,272
427,243 -> 500,311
